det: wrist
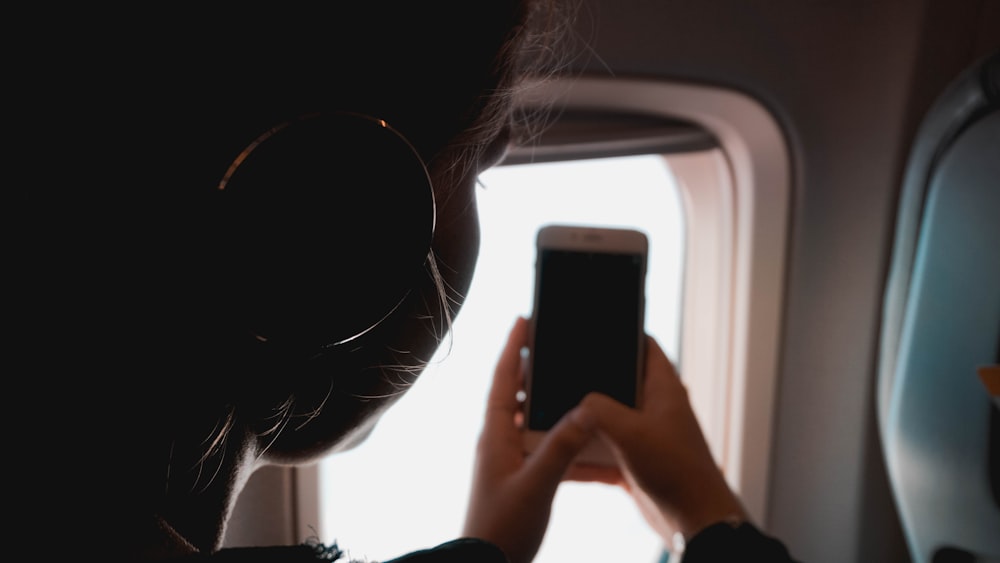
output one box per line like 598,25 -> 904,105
675,472 -> 747,538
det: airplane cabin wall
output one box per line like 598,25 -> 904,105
223,1 -> 999,559
567,1 -> 999,562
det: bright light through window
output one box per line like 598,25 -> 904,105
318,154 -> 685,563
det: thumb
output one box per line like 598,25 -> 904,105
521,406 -> 598,488
577,391 -> 638,446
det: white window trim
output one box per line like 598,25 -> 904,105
516,76 -> 791,524
294,76 -> 791,535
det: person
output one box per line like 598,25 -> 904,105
15,2 -> 799,562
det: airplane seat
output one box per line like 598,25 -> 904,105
877,50 -> 1000,563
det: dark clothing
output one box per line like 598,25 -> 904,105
185,538 -> 506,563
385,539 -> 508,563
195,524 -> 799,562
682,522 -> 802,562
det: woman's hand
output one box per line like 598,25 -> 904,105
576,335 -> 748,545
462,317 -> 597,563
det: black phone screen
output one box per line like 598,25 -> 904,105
527,248 -> 644,431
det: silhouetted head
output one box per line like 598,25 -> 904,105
16,3 -> 577,548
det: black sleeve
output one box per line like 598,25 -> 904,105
382,538 -> 509,563
200,537 -> 507,563
680,521 -> 802,562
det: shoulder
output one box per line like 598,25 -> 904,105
382,538 -> 508,563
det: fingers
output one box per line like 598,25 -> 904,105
520,407 -> 596,493
476,317 -> 529,474
642,335 -> 683,398
577,390 -> 635,444
563,463 -> 625,485
486,316 -> 528,413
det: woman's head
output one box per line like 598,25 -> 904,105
46,1 -> 580,501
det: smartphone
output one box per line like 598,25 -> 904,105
522,224 -> 648,466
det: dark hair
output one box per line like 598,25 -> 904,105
13,4 -> 585,556
53,0 -> 581,513
186,0 -> 581,431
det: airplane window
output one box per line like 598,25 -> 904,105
316,153 -> 685,562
